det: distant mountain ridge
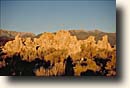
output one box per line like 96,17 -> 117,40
0,29 -> 35,38
68,29 -> 116,46
0,29 -> 116,46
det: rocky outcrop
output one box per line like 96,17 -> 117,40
0,29 -> 35,46
3,30 -> 115,61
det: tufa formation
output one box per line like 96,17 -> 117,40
0,30 -> 116,76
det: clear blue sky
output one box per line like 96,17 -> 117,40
0,0 -> 116,34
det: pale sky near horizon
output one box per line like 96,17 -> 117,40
0,0 -> 116,34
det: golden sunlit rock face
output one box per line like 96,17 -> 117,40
0,30 -> 116,76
